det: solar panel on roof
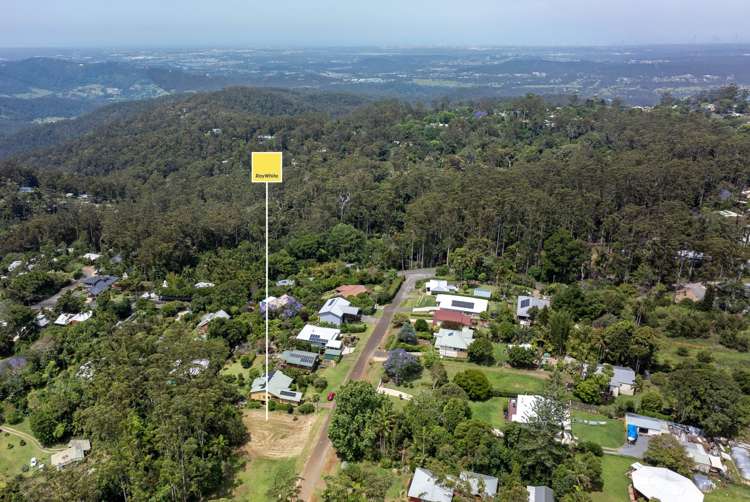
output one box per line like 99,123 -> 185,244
279,390 -> 297,397
451,300 -> 475,309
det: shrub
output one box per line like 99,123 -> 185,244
644,434 -> 694,477
313,377 -> 328,392
398,323 -> 418,345
639,391 -> 663,414
341,322 -> 367,333
414,319 -> 429,332
384,349 -> 422,384
298,403 -> 315,414
577,441 -> 604,457
507,346 -> 537,369
240,353 -> 255,368
467,337 -> 495,366
453,369 -> 492,401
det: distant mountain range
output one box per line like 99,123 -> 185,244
0,58 -> 233,137
2,46 -> 750,146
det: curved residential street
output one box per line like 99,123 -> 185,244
297,268 -> 434,501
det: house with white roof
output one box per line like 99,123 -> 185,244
526,486 -> 555,502
630,464 -> 703,502
194,281 -> 215,289
516,296 -> 550,325
434,294 -> 488,315
407,467 -> 453,502
54,311 -> 93,326
318,297 -> 360,326
425,279 -> 457,295
509,394 -> 572,439
196,310 -> 230,333
434,327 -> 475,359
7,260 -> 23,272
296,324 -> 342,350
82,253 -> 102,261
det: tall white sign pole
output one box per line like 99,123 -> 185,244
251,152 -> 283,422
265,182 -> 269,421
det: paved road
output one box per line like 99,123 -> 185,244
30,265 -> 96,311
297,268 -> 433,501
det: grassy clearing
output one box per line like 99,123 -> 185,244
0,429 -> 50,484
468,397 -> 507,429
492,343 -> 508,365
415,295 -> 437,308
571,411 -> 626,448
233,456 -> 297,501
442,361 -> 547,395
591,455 -> 636,502
660,336 -> 750,369
705,483 -> 750,501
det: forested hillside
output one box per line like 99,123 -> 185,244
2,87 -> 749,284
2,87 -> 750,500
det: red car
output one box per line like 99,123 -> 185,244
327,392 -> 336,402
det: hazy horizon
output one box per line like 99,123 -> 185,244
4,0 -> 750,48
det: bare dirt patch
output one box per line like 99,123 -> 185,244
242,410 -> 316,460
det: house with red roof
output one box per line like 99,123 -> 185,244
432,309 -> 473,328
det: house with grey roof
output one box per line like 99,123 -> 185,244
527,485 -> 554,502
459,471 -> 498,498
434,327 -> 475,359
473,288 -> 492,299
318,297 -> 360,326
51,439 -> 91,470
625,413 -> 670,436
280,350 -> 319,370
407,467 -> 453,502
250,370 -> 302,405
516,296 -> 550,325
596,364 -> 636,396
81,275 -> 119,297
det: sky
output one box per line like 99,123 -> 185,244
3,0 -> 750,48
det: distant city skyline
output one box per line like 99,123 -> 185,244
3,0 -> 750,48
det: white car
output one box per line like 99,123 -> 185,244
30,457 -> 38,467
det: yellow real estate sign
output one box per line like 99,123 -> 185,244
251,152 -> 283,183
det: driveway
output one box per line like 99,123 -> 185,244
30,265 -> 96,311
297,268 -> 434,501
618,435 -> 651,458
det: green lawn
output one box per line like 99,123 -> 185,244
706,483 -> 750,501
591,455 -> 637,502
660,336 -> 750,369
232,456 -> 297,501
415,295 -> 437,308
492,343 -> 508,365
468,397 -> 508,429
442,361 -> 547,395
571,411 -> 626,448
0,429 -> 50,484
